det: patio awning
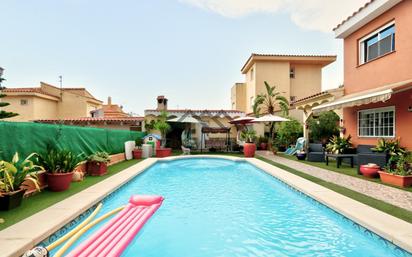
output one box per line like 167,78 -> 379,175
312,79 -> 412,113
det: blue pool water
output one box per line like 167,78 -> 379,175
49,158 -> 411,256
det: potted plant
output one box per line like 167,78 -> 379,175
325,135 -> 352,154
154,111 -> 172,157
241,129 -> 257,157
0,153 -> 42,210
258,136 -> 269,150
36,149 -> 84,192
296,150 -> 307,160
359,163 -> 380,178
379,153 -> 412,187
87,152 -> 110,176
132,138 -> 144,159
271,138 -> 280,155
372,138 -> 406,156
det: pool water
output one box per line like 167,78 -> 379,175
50,158 -> 411,256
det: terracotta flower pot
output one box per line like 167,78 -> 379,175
0,189 -> 26,211
132,149 -> 142,159
46,172 -> 73,192
244,143 -> 256,158
156,148 -> 172,158
87,161 -> 108,176
360,165 -> 380,178
260,143 -> 268,150
378,171 -> 412,187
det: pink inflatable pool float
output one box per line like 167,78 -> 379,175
65,195 -> 164,257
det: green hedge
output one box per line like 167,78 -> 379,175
0,121 -> 145,160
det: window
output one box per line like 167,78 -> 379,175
358,106 -> 395,137
290,67 -> 295,78
20,99 -> 28,105
359,22 -> 395,64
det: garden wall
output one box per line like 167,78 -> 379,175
0,121 -> 145,160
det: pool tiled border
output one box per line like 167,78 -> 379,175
0,155 -> 411,256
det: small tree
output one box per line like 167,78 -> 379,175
276,117 -> 303,149
253,81 -> 289,140
0,72 -> 19,119
307,111 -> 339,143
154,111 -> 171,147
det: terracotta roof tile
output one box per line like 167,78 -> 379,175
34,117 -> 144,123
2,87 -> 59,98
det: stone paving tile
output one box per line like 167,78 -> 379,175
256,151 -> 412,212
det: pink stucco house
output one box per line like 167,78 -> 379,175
314,0 -> 412,149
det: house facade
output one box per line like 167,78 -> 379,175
231,54 -> 336,121
1,82 -> 102,121
313,0 -> 412,149
34,96 -> 143,131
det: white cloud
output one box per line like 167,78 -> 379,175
180,0 -> 369,33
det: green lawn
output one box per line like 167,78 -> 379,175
0,159 -> 141,231
278,153 -> 412,193
257,156 -> 412,224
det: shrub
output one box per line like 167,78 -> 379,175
275,118 -> 303,148
36,149 -> 85,174
326,135 -> 352,154
307,111 -> 340,143
87,152 -> 110,163
240,129 -> 257,143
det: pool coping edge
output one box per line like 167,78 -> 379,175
0,155 -> 411,256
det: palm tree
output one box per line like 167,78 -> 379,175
253,81 -> 289,140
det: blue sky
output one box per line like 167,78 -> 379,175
1,0 -> 368,115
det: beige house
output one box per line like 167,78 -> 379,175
231,54 -> 337,121
1,82 -> 102,121
34,96 -> 143,131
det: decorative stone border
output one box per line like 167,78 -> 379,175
1,155 -> 411,257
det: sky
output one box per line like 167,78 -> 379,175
0,0 -> 369,115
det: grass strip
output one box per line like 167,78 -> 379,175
257,156 -> 412,224
0,159 -> 140,230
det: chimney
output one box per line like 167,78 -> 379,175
108,96 -> 112,106
156,95 -> 168,111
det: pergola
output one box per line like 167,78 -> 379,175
200,127 -> 231,152
292,87 -> 344,143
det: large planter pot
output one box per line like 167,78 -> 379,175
260,143 -> 268,151
360,165 -> 380,178
132,149 -> 142,159
378,171 -> 412,187
87,161 -> 108,176
244,143 -> 256,158
156,148 -> 172,158
0,189 -> 25,211
46,172 -> 73,192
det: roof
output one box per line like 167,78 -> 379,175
34,116 -> 144,124
2,87 -> 60,99
312,79 -> 412,113
333,0 -> 403,38
145,109 -> 244,114
291,87 -> 344,105
241,53 -> 337,73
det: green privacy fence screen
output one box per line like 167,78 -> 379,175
0,121 -> 145,161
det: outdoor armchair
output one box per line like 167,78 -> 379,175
307,143 -> 325,162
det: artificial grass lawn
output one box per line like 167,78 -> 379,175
0,159 -> 141,231
278,153 -> 412,193
257,156 -> 412,224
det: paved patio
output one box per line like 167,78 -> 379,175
256,151 -> 412,212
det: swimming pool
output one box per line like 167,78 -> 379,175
47,158 -> 411,256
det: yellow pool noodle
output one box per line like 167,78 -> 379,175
53,205 -> 125,257
46,203 -> 103,251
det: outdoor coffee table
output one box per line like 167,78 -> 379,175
325,154 -> 356,168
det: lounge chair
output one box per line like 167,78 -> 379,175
307,143 -> 325,162
285,137 -> 306,155
181,145 -> 191,155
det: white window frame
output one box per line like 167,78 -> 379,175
358,21 -> 395,65
357,106 -> 395,138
